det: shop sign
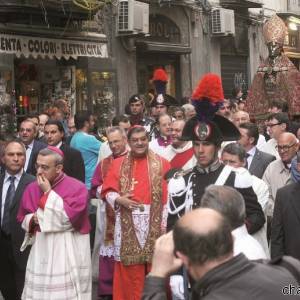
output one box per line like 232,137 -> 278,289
0,33 -> 108,59
148,15 -> 181,44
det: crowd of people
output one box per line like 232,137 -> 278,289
2,12 -> 300,300
1,69 -> 300,300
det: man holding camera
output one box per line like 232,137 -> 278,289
142,207 -> 300,300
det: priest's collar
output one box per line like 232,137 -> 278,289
112,149 -> 128,159
196,159 -> 222,174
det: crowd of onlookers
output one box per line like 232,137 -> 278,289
2,88 -> 300,299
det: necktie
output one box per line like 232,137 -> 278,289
245,153 -> 250,169
2,176 -> 16,235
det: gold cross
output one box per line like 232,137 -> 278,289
130,178 -> 138,191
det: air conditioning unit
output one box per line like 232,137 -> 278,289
117,0 -> 149,35
211,8 -> 235,36
288,0 -> 300,13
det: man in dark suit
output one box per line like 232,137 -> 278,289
0,140 -> 35,299
19,119 -> 47,176
238,122 -> 276,178
271,178 -> 300,260
0,140 -> 5,174
65,116 -> 76,145
44,119 -> 85,183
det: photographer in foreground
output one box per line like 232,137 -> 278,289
142,208 -> 300,300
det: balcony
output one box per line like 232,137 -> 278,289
0,0 -> 92,31
220,0 -> 262,9
0,1 -> 89,17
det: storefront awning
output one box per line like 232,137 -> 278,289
0,33 -> 108,59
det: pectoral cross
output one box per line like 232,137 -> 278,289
129,178 -> 144,212
130,178 -> 138,191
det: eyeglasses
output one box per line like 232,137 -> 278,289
20,128 -> 34,132
266,122 -> 282,128
276,142 -> 297,152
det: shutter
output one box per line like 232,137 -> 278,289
221,55 -> 248,98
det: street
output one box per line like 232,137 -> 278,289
0,283 -> 98,300
1,0 -> 300,299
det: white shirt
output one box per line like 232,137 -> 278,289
55,141 -> 63,149
24,141 -> 34,171
232,224 -> 267,260
256,134 -> 266,151
1,170 -> 23,224
260,138 -> 279,159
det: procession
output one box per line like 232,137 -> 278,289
2,0 -> 300,299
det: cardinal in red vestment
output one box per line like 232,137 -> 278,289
101,125 -> 170,300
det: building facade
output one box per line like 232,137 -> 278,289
110,0 -> 292,107
110,0 -> 211,111
0,0 -> 297,133
0,0 -> 115,137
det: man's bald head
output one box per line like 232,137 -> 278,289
178,208 -> 222,234
278,132 -> 297,144
233,110 -> 250,127
173,208 -> 233,266
277,132 -> 299,163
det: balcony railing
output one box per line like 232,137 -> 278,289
0,0 -> 88,14
220,0 -> 262,8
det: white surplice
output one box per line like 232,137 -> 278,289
21,191 -> 92,300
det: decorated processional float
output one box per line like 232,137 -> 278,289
246,15 -> 300,120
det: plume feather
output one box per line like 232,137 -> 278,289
152,68 -> 168,82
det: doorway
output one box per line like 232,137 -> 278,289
136,52 -> 181,102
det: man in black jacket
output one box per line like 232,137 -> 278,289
238,122 -> 276,178
19,119 -> 47,176
271,164 -> 300,260
44,119 -> 85,183
0,140 -> 35,299
142,208 -> 300,300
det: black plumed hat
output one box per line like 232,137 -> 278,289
181,73 -> 240,144
150,68 -> 178,107
150,93 -> 178,107
181,115 -> 240,145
